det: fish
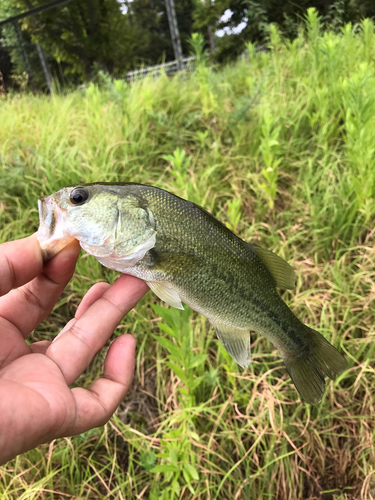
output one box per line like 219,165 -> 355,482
37,183 -> 348,404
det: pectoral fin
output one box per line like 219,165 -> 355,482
211,321 -> 251,368
147,281 -> 184,310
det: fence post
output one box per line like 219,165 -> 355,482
208,26 -> 216,53
36,43 -> 52,93
165,0 -> 183,71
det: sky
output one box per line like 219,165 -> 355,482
117,1 -> 247,38
216,9 -> 247,37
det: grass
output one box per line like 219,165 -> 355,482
0,9 -> 375,500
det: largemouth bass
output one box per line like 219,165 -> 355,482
37,183 -> 347,404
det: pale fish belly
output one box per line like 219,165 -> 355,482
101,255 -> 288,361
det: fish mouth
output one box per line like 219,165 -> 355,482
37,196 -> 74,261
37,196 -> 55,240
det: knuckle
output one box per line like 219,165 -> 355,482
18,286 -> 48,315
68,322 -> 94,351
100,296 -> 125,317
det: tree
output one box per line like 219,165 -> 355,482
1,0 -> 196,88
0,0 -> 149,82
194,0 -> 375,63
0,1 -> 22,89
127,0 -> 195,65
22,0 -> 146,79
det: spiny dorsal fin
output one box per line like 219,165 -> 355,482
248,244 -> 296,290
211,320 -> 251,368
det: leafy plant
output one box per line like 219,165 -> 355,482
150,304 -> 206,497
188,33 -> 207,66
258,108 -> 281,209
163,148 -> 191,194
225,197 -> 242,232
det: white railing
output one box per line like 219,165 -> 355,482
125,56 -> 195,81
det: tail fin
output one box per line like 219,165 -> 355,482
283,327 -> 348,405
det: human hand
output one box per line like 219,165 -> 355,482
0,234 -> 149,465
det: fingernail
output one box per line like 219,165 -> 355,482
52,330 -> 64,342
53,318 -> 75,341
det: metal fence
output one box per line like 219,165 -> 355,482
125,56 -> 195,82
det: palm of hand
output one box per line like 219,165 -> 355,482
1,353 -> 78,441
0,235 -> 148,465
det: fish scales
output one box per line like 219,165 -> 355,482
37,183 -> 348,404
121,185 -> 304,348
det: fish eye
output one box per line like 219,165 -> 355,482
70,187 -> 89,205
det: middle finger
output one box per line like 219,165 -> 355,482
46,275 -> 148,386
52,282 -> 111,341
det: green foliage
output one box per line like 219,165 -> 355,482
0,0 -> 152,84
129,0 -> 195,63
225,197 -> 242,232
1,13 -> 375,498
188,32 -> 207,65
148,304 -> 206,498
211,0 -> 375,63
0,1 -> 43,90
2,0 -> 375,90
0,0 -> 196,88
258,107 -> 281,209
19,0 -> 142,80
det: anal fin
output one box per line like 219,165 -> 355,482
147,281 -> 184,310
211,321 -> 251,368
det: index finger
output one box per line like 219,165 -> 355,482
0,238 -> 81,340
0,234 -> 43,297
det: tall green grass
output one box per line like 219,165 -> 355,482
0,9 -> 374,500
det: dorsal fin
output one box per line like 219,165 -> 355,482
248,244 -> 296,290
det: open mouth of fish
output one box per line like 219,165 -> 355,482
37,196 -> 74,261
